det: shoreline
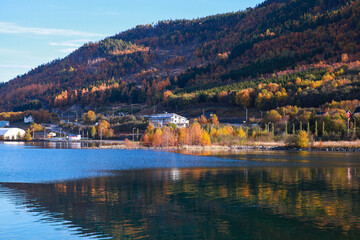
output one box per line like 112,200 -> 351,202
83,140 -> 360,152
2,139 -> 360,152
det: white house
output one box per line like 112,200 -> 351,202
67,135 -> 81,141
24,115 -> 34,124
148,113 -> 189,128
0,128 -> 26,140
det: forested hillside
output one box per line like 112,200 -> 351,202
0,0 -> 359,111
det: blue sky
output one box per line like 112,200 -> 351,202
0,0 -> 263,83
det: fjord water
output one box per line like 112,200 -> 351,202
1,143 -> 360,239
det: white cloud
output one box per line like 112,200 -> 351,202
0,64 -> 32,69
49,39 -> 94,47
0,22 -> 104,37
60,48 -> 78,53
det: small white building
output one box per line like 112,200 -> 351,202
149,113 -> 189,128
24,115 -> 34,124
0,128 -> 26,140
68,135 -> 82,141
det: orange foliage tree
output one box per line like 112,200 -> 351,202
96,120 -> 114,138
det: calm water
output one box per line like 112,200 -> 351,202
1,143 -> 360,239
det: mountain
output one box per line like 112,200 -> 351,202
0,0 -> 359,112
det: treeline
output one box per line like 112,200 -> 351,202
0,110 -> 58,123
141,98 -> 360,148
166,62 -> 360,110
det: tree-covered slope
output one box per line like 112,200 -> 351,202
0,0 -> 358,111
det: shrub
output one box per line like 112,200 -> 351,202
286,130 -> 309,148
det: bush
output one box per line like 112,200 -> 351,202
286,130 -> 309,148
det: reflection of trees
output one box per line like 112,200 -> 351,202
2,167 -> 360,239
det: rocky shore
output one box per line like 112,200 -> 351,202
84,141 -> 360,152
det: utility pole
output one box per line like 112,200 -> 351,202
132,128 -> 136,142
245,108 -> 248,123
354,118 -> 357,135
100,128 -> 103,141
347,110 -> 351,135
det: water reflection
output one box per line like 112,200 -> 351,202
1,167 -> 360,239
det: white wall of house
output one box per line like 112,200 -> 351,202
24,116 -> 34,124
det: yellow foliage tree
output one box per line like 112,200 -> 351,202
152,128 -> 163,147
297,130 -> 309,148
236,127 -> 247,139
83,110 -> 96,123
210,114 -> 219,126
96,120 -> 114,138
201,131 -> 211,146
235,88 -> 255,108
24,129 -> 32,141
264,110 -> 282,124
30,123 -> 43,132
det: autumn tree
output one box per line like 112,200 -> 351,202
152,128 -> 163,147
264,110 -> 282,124
24,129 -> 32,141
189,122 -> 203,145
91,126 -> 96,139
201,131 -> 211,146
236,127 -> 247,139
141,133 -> 151,147
299,111 -> 312,123
179,127 -> 189,145
161,126 -> 177,147
30,123 -> 43,132
96,120 -> 114,138
210,114 -> 219,126
235,88 -> 255,108
198,115 -> 208,125
84,110 -> 96,123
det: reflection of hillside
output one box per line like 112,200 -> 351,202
2,167 -> 360,239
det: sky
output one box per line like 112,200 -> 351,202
0,0 -> 264,83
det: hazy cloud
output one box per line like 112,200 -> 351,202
0,64 -> 32,69
60,48 -> 78,53
50,39 -> 94,47
0,22 -> 104,37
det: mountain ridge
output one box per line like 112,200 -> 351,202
0,0 -> 358,111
